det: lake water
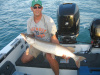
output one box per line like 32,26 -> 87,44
0,0 -> 100,50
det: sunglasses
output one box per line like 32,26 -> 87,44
33,6 -> 42,9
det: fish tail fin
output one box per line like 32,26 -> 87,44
74,56 -> 86,68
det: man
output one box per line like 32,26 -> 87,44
21,0 -> 59,75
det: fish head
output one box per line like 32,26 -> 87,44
21,33 -> 28,41
21,33 -> 35,44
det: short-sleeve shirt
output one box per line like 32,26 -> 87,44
27,14 -> 57,42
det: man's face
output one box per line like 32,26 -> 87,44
31,4 -> 43,17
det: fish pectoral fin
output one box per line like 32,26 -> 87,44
66,47 -> 75,53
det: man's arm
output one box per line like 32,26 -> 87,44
51,35 -> 59,44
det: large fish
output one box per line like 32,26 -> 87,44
21,33 -> 86,68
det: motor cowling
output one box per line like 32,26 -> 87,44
57,3 -> 80,44
90,18 -> 100,47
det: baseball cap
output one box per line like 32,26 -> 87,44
31,0 -> 42,7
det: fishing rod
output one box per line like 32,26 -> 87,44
0,19 -> 25,32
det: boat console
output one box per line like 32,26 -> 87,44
57,3 -> 80,44
90,18 -> 100,47
57,3 -> 100,49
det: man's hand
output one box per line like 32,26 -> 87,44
62,55 -> 70,62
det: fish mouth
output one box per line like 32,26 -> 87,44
21,33 -> 26,40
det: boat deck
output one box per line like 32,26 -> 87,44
15,53 -> 100,69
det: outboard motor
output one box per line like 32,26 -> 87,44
90,18 -> 100,47
57,3 -> 80,44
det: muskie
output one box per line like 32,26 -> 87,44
21,33 -> 86,68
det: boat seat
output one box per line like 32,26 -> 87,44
0,61 -> 30,75
15,53 -> 55,68
15,53 -> 78,70
0,61 -> 15,75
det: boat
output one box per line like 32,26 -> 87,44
0,3 -> 100,75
